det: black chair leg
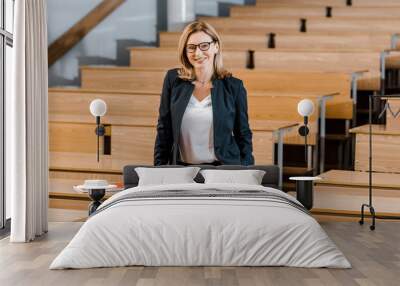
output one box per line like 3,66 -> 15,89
345,136 -> 352,169
337,142 -> 343,169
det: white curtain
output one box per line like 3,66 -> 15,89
8,0 -> 49,242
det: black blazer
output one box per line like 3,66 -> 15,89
154,68 -> 254,166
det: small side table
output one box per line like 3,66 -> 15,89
73,184 -> 123,215
88,188 -> 106,215
289,176 -> 321,210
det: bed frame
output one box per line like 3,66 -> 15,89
123,165 -> 280,190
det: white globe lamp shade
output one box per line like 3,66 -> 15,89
297,99 -> 314,117
90,99 -> 107,117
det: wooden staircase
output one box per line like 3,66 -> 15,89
49,0 -> 400,213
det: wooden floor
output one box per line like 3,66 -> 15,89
1,218 -> 399,286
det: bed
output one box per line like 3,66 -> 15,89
50,165 -> 350,269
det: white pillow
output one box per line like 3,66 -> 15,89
135,167 -> 200,186
200,169 -> 266,185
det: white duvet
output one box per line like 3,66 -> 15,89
50,183 -> 351,269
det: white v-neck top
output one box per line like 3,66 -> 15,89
179,94 -> 217,164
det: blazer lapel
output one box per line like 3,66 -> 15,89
173,81 -> 194,142
211,79 -> 220,143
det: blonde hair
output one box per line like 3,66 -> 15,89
177,21 -> 231,81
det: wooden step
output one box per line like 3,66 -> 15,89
282,181 -> 295,193
325,133 -> 351,141
159,31 -> 397,52
159,31 -> 268,49
199,15 -> 400,36
52,169 -> 400,216
256,0 -> 346,6
49,88 -> 314,173
129,47 -> 380,76
50,170 -> 122,181
283,166 -> 313,176
49,87 -> 160,126
129,47 -> 247,69
128,47 -> 380,92
357,108 -> 371,115
80,67 -> 350,95
48,87 -> 318,124
49,171 -> 123,211
314,170 -> 400,215
255,0 -> 400,7
49,127 -> 284,173
350,124 -> 400,173
80,67 -> 353,120
80,66 -> 167,94
231,5 -> 400,19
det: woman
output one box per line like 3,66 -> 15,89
154,21 -> 254,166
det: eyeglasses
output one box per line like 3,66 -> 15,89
186,41 -> 215,53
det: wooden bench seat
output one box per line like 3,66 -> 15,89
80,67 -> 352,120
314,170 -> 400,216
350,124 -> 400,173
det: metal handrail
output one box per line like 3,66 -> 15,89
0,29 -> 13,46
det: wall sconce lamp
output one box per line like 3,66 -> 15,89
297,99 -> 315,162
89,99 -> 107,162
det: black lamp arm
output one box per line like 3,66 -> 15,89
94,116 -> 106,162
298,116 -> 310,163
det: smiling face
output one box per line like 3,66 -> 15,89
186,31 -> 219,70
